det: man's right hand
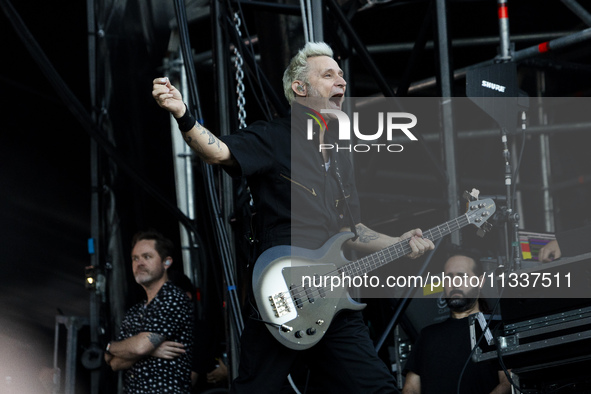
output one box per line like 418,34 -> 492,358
539,239 -> 561,263
152,77 -> 186,118
152,77 -> 234,166
151,341 -> 186,360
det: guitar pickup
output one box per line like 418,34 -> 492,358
315,275 -> 326,298
290,285 -> 304,309
269,292 -> 291,317
304,284 -> 315,304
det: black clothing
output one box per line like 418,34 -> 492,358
220,116 -> 292,252
555,224 -> 591,257
404,316 -> 500,394
220,105 -> 394,393
235,311 -> 396,394
219,104 -> 360,254
117,281 -> 193,393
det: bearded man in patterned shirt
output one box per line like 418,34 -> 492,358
104,230 -> 193,393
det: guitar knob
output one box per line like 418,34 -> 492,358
306,328 -> 317,335
295,330 -> 304,338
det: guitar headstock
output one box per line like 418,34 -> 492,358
463,188 -> 481,202
464,191 -> 496,237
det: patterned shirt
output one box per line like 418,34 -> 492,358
118,281 -> 193,393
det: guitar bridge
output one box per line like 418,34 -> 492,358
269,292 -> 291,317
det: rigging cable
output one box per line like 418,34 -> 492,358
172,0 -> 244,337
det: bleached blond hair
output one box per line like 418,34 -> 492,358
282,42 -> 334,105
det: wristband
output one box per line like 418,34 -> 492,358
176,105 -> 196,132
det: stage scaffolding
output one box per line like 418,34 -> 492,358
81,0 -> 591,392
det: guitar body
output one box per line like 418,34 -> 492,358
252,232 -> 366,350
252,196 -> 496,350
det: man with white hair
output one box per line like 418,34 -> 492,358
153,41 -> 434,393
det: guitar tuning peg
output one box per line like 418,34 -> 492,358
464,188 -> 481,202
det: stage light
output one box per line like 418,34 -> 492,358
85,266 -> 96,290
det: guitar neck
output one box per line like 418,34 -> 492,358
344,213 -> 470,277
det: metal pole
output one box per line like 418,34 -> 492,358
434,0 -> 454,97
53,316 -> 88,394
395,1 -> 432,97
409,27 -> 591,94
164,54 -> 203,319
213,0 -> 235,270
214,1 -> 230,129
513,27 -> 591,61
496,0 -> 523,269
325,0 -> 395,97
496,0 -> 511,61
311,0 -> 324,42
365,32 -> 571,54
173,59 -> 199,279
382,119 -> 591,143
213,0 -> 241,381
64,318 -> 77,394
434,0 -> 460,245
511,114 -> 526,229
561,0 -> 591,27
236,0 -> 300,15
536,71 -> 555,233
305,0 -> 313,41
374,239 -> 443,353
85,0 -> 101,392
52,318 -> 61,394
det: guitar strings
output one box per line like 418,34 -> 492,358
285,223 -> 450,302
281,216 -> 469,305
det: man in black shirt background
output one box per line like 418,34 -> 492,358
402,250 -> 510,394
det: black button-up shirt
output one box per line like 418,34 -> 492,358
220,103 -> 360,255
117,281 -> 193,393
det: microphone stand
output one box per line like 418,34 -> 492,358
498,111 -> 527,272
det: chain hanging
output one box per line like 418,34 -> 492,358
233,12 -> 247,129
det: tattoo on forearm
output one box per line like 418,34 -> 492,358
147,333 -> 165,347
192,142 -> 205,156
355,225 -> 379,243
207,132 -> 216,146
192,123 -> 222,151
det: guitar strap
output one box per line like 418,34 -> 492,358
332,152 -> 359,242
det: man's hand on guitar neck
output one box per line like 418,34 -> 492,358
345,224 -> 434,258
399,228 -> 435,259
